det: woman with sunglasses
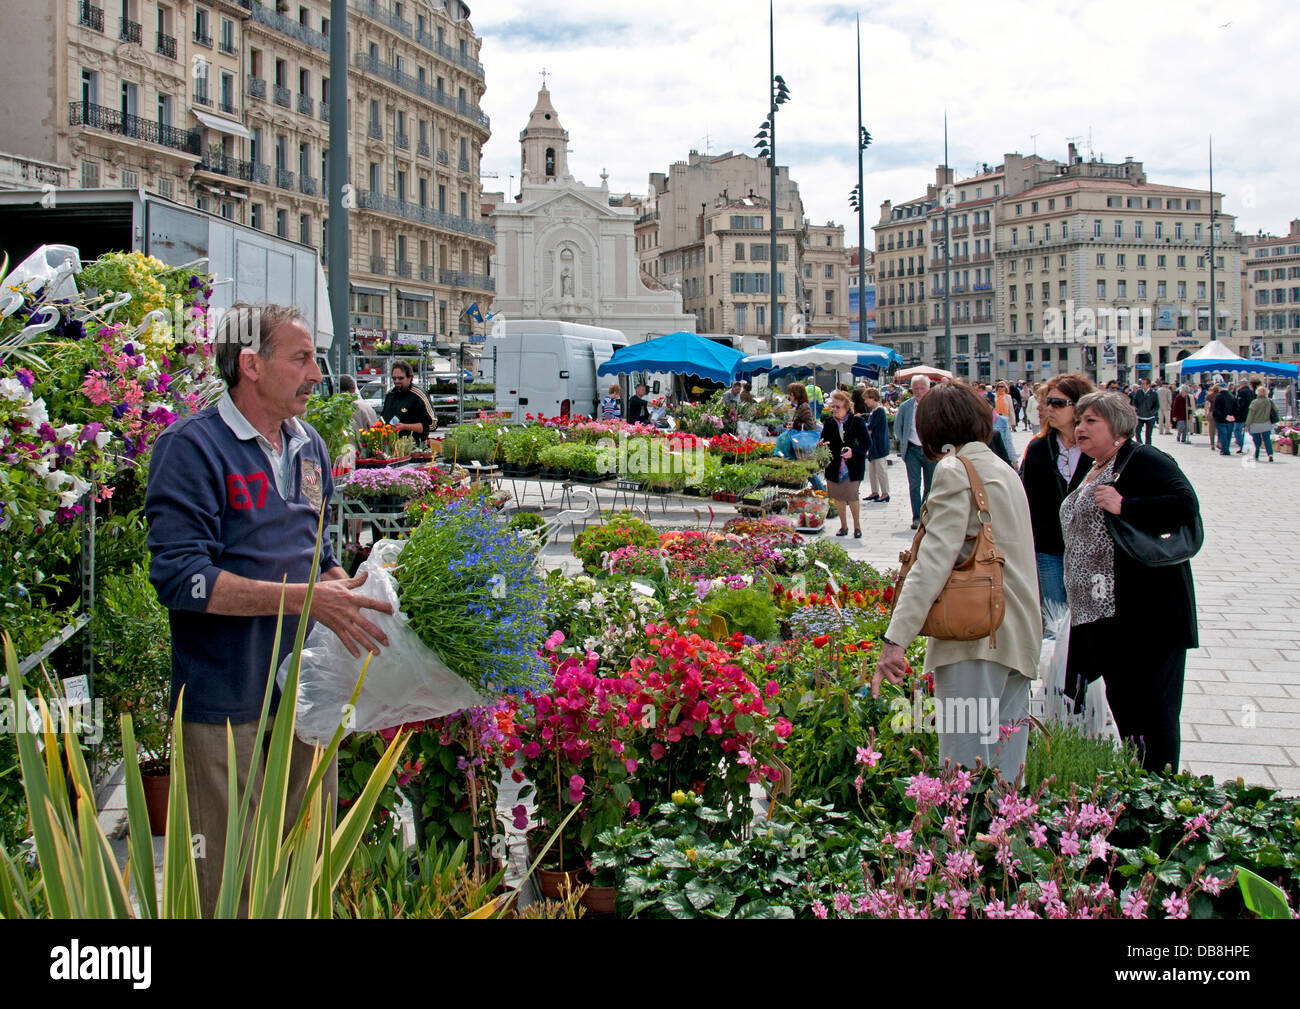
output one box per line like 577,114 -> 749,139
1018,372 -> 1095,611
817,389 -> 868,537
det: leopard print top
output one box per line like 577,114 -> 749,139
1059,455 -> 1117,626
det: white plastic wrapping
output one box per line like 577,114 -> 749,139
278,538 -> 488,745
0,244 -> 83,305
1040,601 -> 1113,738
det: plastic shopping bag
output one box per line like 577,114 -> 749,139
278,538 -> 488,745
1040,601 -> 1113,738
790,430 -> 820,460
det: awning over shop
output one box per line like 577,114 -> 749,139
191,108 -> 251,140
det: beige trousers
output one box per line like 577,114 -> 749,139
868,458 -> 889,497
183,717 -> 338,917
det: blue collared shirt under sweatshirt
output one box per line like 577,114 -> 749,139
145,394 -> 339,724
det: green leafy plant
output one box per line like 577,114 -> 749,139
0,517 -> 410,918
698,586 -> 779,641
571,512 -> 660,572
92,562 -> 172,767
1023,721 -> 1141,793
304,391 -> 357,464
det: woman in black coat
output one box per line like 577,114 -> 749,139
1060,391 -> 1199,774
863,386 -> 891,502
818,389 -> 869,538
1018,372 -> 1094,612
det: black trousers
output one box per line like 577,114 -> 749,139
1070,648 -> 1185,773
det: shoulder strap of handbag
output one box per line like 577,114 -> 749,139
891,450 -> 994,605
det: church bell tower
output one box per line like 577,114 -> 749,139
520,77 -> 569,185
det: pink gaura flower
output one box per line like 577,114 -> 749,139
1161,893 -> 1190,919
855,744 -> 881,769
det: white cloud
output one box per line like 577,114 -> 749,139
473,0 -> 1299,242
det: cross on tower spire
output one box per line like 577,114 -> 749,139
539,68 -> 549,88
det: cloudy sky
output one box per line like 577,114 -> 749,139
471,0 -> 1296,244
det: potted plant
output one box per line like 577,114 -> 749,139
93,563 -> 173,834
710,463 -> 764,503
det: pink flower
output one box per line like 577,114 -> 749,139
511,804 -> 529,830
1088,834 -> 1110,861
523,741 -> 541,760
855,744 -> 882,769
1059,831 -> 1081,856
765,680 -> 780,699
625,758 -> 638,774
627,800 -> 640,817
544,630 -> 565,652
774,717 -> 792,739
1161,893 -> 1190,919
1202,875 -> 1225,897
1121,890 -> 1149,919
650,742 -> 666,760
568,774 -> 585,803
811,899 -> 828,919
1027,823 -> 1048,847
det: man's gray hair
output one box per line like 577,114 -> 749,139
214,302 -> 308,389
910,375 -> 931,391
1075,390 -> 1138,440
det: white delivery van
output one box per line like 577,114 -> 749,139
492,320 -> 627,421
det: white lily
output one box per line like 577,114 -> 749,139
21,397 -> 48,427
37,509 -> 54,525
56,423 -> 79,440
0,378 -> 27,402
44,470 -> 72,492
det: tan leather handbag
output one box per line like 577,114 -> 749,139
893,454 -> 1006,646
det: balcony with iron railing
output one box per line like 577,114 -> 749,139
193,90 -> 213,107
193,28 -> 212,47
417,141 -> 430,157
350,0 -> 412,37
68,101 -> 200,155
78,3 -> 104,31
197,150 -> 255,180
351,53 -> 490,130
298,175 -> 318,195
457,157 -> 470,172
247,76 -> 266,99
395,260 -> 412,278
297,93 -> 313,115
636,211 -> 660,225
251,163 -> 270,184
437,149 -> 449,165
320,101 -> 329,122
367,120 -> 383,140
439,268 -> 494,292
275,167 -> 294,189
218,99 -> 237,115
973,221 -> 991,235
411,26 -> 485,79
396,133 -> 409,150
950,225 -> 969,238
273,85 -> 291,107
354,189 -> 495,240
250,2 -> 328,52
420,264 -> 436,282
370,256 -> 387,275
156,31 -> 176,58
119,17 -> 141,43
219,37 -> 237,55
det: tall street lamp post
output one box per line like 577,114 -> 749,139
754,0 -> 790,350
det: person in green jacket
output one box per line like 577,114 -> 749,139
1246,390 -> 1279,462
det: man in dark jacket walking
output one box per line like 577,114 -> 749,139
1131,378 -> 1159,445
1212,384 -> 1239,456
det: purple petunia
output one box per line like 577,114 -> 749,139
15,368 -> 34,390
112,402 -> 130,419
78,422 -> 102,444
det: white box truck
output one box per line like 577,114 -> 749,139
0,188 -> 335,378
491,320 -> 627,420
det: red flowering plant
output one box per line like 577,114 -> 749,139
708,433 -> 773,462
517,623 -> 789,866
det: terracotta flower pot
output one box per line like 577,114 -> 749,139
139,759 -> 170,836
536,866 -> 582,899
579,883 -> 618,914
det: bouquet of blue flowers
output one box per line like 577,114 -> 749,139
395,499 -> 549,696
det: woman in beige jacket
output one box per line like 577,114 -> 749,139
873,382 -> 1042,776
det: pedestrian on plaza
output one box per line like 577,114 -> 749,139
872,382 -> 1042,776
722,380 -> 743,405
146,303 -> 393,916
1171,384 -> 1191,443
1018,372 -> 1094,612
1060,391 -> 1200,773
1234,381 -> 1255,453
894,375 -> 937,529
1246,387 -> 1279,462
851,384 -> 870,416
381,361 -> 437,438
1131,377 -> 1159,445
994,381 -> 1013,425
1024,382 -> 1041,430
787,381 -> 819,431
1157,380 -> 1174,435
339,374 -> 378,441
600,382 -> 623,421
818,389 -> 868,538
1205,384 -> 1219,451
986,390 -> 1016,465
1211,382 -> 1239,456
1009,381 -> 1023,430
862,386 -> 891,503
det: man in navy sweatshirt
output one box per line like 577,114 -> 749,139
146,302 -> 392,915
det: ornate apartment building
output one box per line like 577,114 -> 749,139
1,0 -> 493,345
1240,220 -> 1300,367
874,146 -> 1243,383
802,222 -> 849,339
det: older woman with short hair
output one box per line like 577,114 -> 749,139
1060,391 -> 1200,773
873,383 -> 1041,776
818,389 -> 868,537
